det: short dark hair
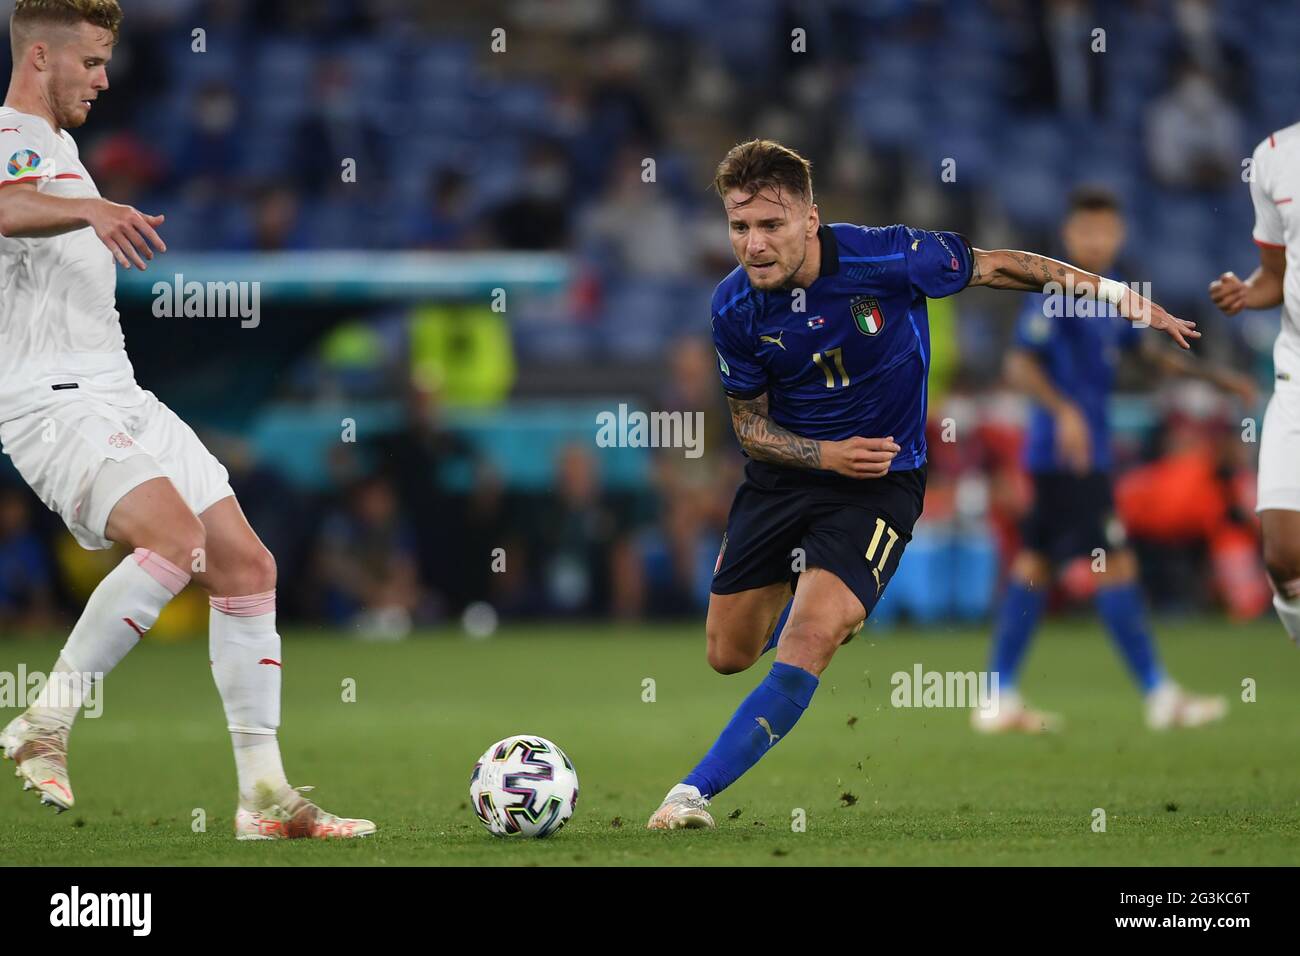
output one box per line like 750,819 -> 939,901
713,139 -> 814,206
10,0 -> 123,59
1066,185 -> 1122,215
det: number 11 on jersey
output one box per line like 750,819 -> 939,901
812,347 -> 850,387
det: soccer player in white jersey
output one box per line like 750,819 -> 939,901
0,0 -> 374,839
1210,123 -> 1300,650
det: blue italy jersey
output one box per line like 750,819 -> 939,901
1013,283 -> 1141,474
710,223 -> 973,473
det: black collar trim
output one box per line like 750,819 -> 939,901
818,224 -> 839,277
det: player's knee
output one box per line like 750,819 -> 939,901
780,619 -> 846,663
1011,552 -> 1050,588
1263,538 -> 1300,593
214,545 -> 277,596
245,545 -> 277,593
704,629 -> 758,675
147,514 -> 206,573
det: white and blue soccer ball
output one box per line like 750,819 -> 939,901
469,735 -> 579,838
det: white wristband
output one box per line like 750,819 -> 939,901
1096,277 -> 1128,306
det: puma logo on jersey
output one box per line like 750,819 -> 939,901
0,127 -> 21,134
755,716 -> 780,745
759,332 -> 786,350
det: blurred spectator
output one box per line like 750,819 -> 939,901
0,488 -> 57,634
578,145 -> 696,279
87,132 -> 165,208
403,169 -> 477,250
626,338 -> 738,616
171,81 -> 242,204
528,444 -> 630,616
488,139 -> 574,250
368,383 -> 478,609
312,473 -> 430,637
1146,59 -> 1244,190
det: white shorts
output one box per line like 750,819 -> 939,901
1257,376 -> 1300,514
0,388 -> 234,550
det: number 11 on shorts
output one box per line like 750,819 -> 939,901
865,517 -> 899,573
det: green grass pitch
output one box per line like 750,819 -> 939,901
1,617 -> 1297,866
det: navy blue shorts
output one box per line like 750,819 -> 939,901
711,459 -> 927,617
1021,471 -> 1126,565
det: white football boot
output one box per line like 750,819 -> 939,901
1145,681 -> 1228,730
1,713 -> 74,812
646,783 -> 715,830
970,689 -> 1062,734
234,783 -> 377,840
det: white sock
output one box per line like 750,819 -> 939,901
209,590 -> 292,808
1274,586 -> 1300,647
30,549 -> 189,731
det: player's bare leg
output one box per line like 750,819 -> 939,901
1261,509 -> 1300,648
773,567 -> 868,676
646,583 -> 790,829
198,495 -> 375,839
704,582 -> 792,674
974,550 -> 1062,734
649,569 -> 862,830
3,474 -> 197,812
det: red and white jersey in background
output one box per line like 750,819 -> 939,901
1250,121 -> 1300,382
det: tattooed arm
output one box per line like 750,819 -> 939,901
967,248 -> 1201,349
727,392 -> 899,478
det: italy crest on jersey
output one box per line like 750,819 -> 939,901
850,295 -> 886,335
6,149 -> 41,177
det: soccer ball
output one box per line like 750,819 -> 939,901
469,735 -> 579,838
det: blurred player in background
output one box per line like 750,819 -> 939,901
648,140 -> 1202,829
976,187 -> 1252,734
0,0 -> 372,838
1210,122 -> 1300,650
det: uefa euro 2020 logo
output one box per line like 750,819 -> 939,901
6,149 -> 41,178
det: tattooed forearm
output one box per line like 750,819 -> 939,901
727,393 -> 822,469
969,248 -> 1076,292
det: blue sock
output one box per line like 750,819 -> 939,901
1095,583 -> 1164,693
989,581 -> 1046,691
682,661 -> 819,799
761,600 -> 793,655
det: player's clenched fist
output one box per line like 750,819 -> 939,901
84,198 -> 166,271
1208,271 -> 1249,316
821,436 -> 899,479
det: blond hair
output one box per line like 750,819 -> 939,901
10,0 -> 123,58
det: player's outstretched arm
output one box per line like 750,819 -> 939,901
968,247 -> 1200,349
0,183 -> 166,269
726,393 -> 899,478
1209,245 -> 1286,315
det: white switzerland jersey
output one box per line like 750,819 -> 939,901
0,107 -> 139,421
1250,122 -> 1300,381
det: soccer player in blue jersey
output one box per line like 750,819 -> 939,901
974,187 -> 1255,735
647,141 -> 1202,829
